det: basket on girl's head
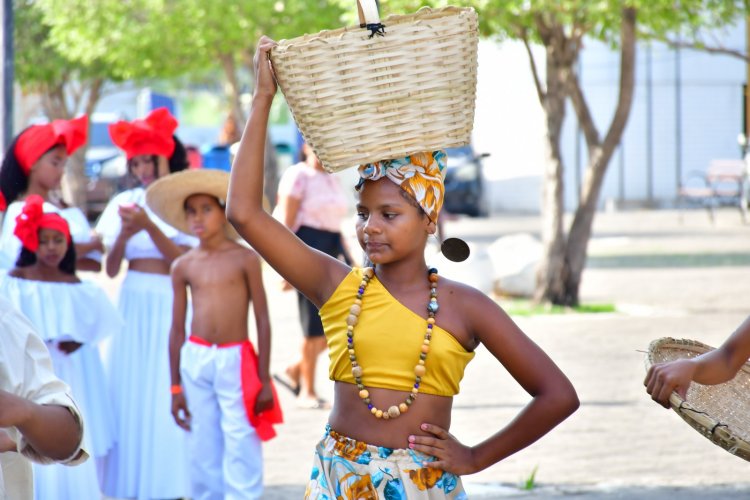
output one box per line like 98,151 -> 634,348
269,0 -> 478,173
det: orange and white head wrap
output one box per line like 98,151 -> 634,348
357,150 -> 446,222
13,195 -> 71,252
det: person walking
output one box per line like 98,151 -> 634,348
273,142 -> 352,409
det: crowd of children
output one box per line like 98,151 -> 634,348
0,109 -> 283,500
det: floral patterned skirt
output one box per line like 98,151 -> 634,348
305,425 -> 468,499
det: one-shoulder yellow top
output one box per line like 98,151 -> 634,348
321,268 -> 475,396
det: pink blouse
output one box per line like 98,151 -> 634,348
277,162 -> 350,233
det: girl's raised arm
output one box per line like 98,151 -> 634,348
226,37 -> 349,307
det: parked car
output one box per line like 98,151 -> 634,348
443,146 -> 490,217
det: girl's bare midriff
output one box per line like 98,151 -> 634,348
128,258 -> 171,275
329,382 -> 453,449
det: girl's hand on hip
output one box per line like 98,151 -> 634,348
408,423 -> 478,475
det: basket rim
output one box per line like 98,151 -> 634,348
646,336 -> 750,461
272,5 -> 477,51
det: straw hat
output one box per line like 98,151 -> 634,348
145,168 -> 240,240
646,337 -> 750,462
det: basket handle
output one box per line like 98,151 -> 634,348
357,0 -> 381,27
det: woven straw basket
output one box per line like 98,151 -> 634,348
269,0 -> 478,172
646,337 -> 750,461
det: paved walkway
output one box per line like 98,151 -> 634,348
91,208 -> 750,499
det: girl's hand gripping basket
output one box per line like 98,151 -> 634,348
269,0 -> 479,172
646,337 -> 750,462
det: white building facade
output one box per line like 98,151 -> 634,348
473,21 -> 746,213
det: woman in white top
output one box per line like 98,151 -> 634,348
0,115 -> 103,271
274,143 -> 352,409
95,108 -> 195,500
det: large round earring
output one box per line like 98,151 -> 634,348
441,237 -> 470,262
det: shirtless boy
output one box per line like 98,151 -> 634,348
146,169 -> 282,499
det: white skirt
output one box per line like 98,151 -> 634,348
33,342 -> 117,500
101,271 -> 189,499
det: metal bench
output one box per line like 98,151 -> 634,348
678,159 -> 748,223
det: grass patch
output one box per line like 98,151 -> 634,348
587,252 -> 750,269
499,299 -> 616,316
519,465 -> 539,491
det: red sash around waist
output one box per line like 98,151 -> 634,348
188,335 -> 283,441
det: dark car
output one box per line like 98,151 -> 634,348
443,146 -> 490,217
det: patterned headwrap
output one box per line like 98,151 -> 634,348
357,150 -> 446,222
13,195 -> 71,252
108,107 -> 178,160
14,115 -> 88,175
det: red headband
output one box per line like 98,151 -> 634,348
0,192 -> 6,212
13,195 -> 71,252
14,115 -> 88,175
108,107 -> 178,160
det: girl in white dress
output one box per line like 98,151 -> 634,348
95,107 -> 195,499
0,194 -> 121,500
0,115 -> 104,271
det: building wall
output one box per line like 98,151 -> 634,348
474,20 -> 747,214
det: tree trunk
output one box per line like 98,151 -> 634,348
561,7 -> 637,305
218,52 -> 246,126
534,8 -> 637,306
534,39 -> 576,305
41,79 -> 104,210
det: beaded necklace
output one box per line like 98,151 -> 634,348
347,266 -> 439,420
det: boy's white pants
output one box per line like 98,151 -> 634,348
181,338 -> 263,500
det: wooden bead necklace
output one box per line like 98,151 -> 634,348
346,266 -> 439,420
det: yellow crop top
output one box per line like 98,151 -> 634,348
320,268 -> 475,396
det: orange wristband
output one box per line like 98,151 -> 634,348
170,384 -> 183,395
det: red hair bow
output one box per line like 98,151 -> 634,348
108,107 -> 178,160
0,192 -> 6,212
14,115 -> 89,175
13,195 -> 71,252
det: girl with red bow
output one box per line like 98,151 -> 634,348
94,107 -> 193,499
0,115 -> 104,272
0,194 -> 121,500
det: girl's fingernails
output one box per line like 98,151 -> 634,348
421,424 -> 428,430
408,435 -> 415,442
409,443 -> 414,449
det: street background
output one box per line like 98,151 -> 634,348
89,206 -> 750,499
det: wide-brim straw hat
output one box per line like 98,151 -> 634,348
145,168 -> 240,240
646,337 -> 750,461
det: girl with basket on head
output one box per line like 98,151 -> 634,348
95,107 -> 194,499
227,37 -> 579,498
0,116 -> 104,272
0,195 -> 120,500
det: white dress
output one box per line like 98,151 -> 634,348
0,200 -> 102,269
0,272 -> 121,500
95,187 -> 196,499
